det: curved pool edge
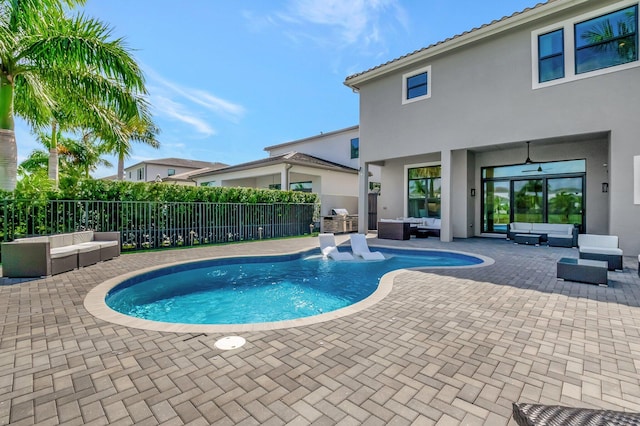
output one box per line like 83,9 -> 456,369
84,247 -> 494,334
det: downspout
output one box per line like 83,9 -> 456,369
283,163 -> 293,190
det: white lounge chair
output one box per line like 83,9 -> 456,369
319,233 -> 354,261
350,234 -> 385,260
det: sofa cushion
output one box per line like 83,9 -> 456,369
578,234 -> 619,249
424,218 -> 441,228
532,223 -> 572,235
73,231 -> 95,244
50,245 -> 79,259
14,236 -> 49,243
511,222 -> 532,232
50,233 -> 74,248
76,242 -> 102,253
580,246 -> 623,256
548,234 -> 572,239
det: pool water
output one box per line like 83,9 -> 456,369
106,248 -> 483,325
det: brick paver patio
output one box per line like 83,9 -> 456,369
1,236 -> 639,425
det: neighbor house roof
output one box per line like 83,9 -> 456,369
263,125 -> 359,152
162,168 -> 213,183
125,157 -> 228,171
191,152 -> 358,179
344,0 -> 571,88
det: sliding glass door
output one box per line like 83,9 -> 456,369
513,179 -> 544,223
547,177 -> 583,227
482,160 -> 585,233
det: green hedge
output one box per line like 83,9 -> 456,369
0,178 -> 319,204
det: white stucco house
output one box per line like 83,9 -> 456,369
123,158 -> 228,185
191,126 -> 381,218
345,0 -> 640,254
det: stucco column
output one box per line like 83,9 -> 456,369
281,164 -> 291,190
440,149 -> 453,242
358,163 -> 369,234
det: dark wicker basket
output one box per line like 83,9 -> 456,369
513,403 -> 640,426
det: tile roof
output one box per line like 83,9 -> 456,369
345,0 -> 556,83
125,157 -> 228,170
191,152 -> 357,178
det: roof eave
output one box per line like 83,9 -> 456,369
191,159 -> 357,179
263,125 -> 359,152
345,0 -> 585,89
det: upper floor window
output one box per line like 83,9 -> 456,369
539,29 -> 565,82
532,1 -> 639,89
575,5 -> 637,74
167,168 -> 176,176
402,65 -> 431,104
350,137 -> 359,159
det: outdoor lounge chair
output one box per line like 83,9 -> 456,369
350,234 -> 385,260
319,233 -> 354,261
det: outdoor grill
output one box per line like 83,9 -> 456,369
322,208 -> 358,234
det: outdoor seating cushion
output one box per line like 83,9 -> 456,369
531,223 -> 573,235
510,222 -> 532,233
50,245 -> 79,259
579,246 -> 623,256
423,218 -> 441,228
50,233 -> 74,248
578,234 -> 622,255
578,233 -> 619,248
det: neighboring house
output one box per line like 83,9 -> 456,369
191,152 -> 359,216
124,158 -> 228,185
345,0 -> 640,254
264,125 -> 381,189
191,126 -> 381,217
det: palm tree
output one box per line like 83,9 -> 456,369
0,0 -> 147,191
60,132 -> 113,178
104,111 -> 160,180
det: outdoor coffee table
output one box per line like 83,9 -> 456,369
514,233 -> 541,246
557,257 -> 608,286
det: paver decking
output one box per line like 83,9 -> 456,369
1,236 -> 639,425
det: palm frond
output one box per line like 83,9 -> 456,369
22,13 -> 146,93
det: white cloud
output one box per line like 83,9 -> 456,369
152,95 -> 216,137
278,0 -> 408,47
139,66 -> 246,139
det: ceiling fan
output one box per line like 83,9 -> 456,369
522,141 -> 547,173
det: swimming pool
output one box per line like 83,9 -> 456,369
99,247 -> 488,330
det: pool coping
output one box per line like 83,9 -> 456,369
83,246 -> 494,333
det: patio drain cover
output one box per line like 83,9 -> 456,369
214,336 -> 246,350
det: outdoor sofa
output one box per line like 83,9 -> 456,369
1,231 -> 121,278
577,233 -> 623,271
507,222 -> 578,247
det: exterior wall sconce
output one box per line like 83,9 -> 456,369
470,188 -> 476,197
602,182 -> 609,193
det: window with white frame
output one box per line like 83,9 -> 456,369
137,168 -> 144,180
402,65 -> 431,104
532,1 -> 639,88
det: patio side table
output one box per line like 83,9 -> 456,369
514,233 -> 541,246
557,257 -> 608,286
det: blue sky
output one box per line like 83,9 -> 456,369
15,0 -> 542,177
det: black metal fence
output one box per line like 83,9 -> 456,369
0,199 -> 319,256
